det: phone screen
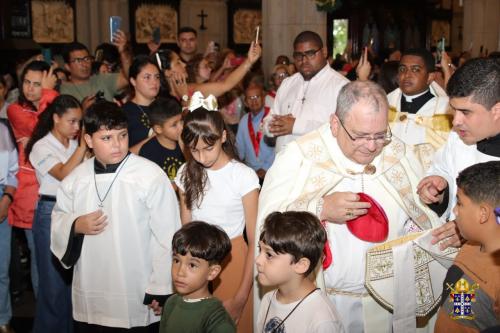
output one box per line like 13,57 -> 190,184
110,16 -> 122,43
152,27 -> 161,44
41,48 -> 52,64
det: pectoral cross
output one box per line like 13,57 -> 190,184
197,10 -> 208,30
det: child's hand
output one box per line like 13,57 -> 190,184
75,210 -> 107,235
147,300 -> 162,316
222,298 -> 245,324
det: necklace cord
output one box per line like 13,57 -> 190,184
262,288 -> 319,333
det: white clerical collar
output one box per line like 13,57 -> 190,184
402,89 -> 430,102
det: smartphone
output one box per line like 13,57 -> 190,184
95,49 -> 103,63
436,37 -> 445,64
152,27 -> 161,44
110,16 -> 122,43
41,48 -> 52,64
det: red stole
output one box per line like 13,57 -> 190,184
247,107 -> 270,157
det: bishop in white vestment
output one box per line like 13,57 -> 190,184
256,82 -> 442,333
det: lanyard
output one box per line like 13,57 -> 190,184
247,107 -> 270,157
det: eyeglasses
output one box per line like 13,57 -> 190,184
70,56 -> 93,64
339,119 -> 392,146
246,95 -> 261,101
273,72 -> 289,79
292,48 -> 321,61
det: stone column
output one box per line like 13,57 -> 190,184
179,0 -> 228,53
462,0 -> 500,56
262,0 -> 326,80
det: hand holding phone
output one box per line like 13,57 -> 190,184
110,16 -> 122,43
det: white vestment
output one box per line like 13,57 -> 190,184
426,131 -> 500,220
255,124 -> 441,333
268,64 -> 348,152
51,154 -> 181,328
387,83 -> 452,174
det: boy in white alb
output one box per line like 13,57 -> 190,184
50,102 -> 181,332
256,211 -> 344,333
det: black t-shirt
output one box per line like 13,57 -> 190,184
139,137 -> 185,180
122,101 -> 151,147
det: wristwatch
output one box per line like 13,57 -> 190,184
181,94 -> 189,102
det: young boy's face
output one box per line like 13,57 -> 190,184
154,114 -> 183,142
172,251 -> 219,299
84,127 -> 129,166
453,188 -> 481,241
255,241 -> 297,287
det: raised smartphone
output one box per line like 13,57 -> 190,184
152,27 -> 161,44
110,16 -> 122,43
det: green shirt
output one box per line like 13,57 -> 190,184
60,73 -> 119,103
160,294 -> 236,333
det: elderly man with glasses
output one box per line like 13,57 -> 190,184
255,81 -> 442,332
264,30 -> 349,152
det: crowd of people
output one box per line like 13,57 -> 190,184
0,23 -> 499,333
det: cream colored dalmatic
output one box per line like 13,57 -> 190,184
255,123 -> 455,333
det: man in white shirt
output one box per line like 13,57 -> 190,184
266,31 -> 349,152
418,57 -> 500,249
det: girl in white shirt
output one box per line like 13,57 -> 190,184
175,106 -> 259,333
26,94 -> 87,333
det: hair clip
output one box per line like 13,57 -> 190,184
495,207 -> 500,225
188,91 -> 218,112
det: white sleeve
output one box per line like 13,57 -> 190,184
425,134 -> 456,219
292,116 -> 324,136
236,163 -> 260,197
51,174 -> 81,269
6,145 -> 18,187
145,171 -> 182,295
174,163 -> 186,192
30,142 -> 61,176
312,321 -> 345,333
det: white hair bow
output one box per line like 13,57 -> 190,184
188,91 -> 218,112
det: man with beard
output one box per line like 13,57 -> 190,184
265,31 -> 349,152
418,57 -> 500,250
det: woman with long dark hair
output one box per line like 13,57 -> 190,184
6,60 -> 58,299
121,55 -> 161,153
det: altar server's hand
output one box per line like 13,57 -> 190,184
431,220 -> 464,250
321,192 -> 371,224
417,175 -> 448,204
147,300 -> 162,315
269,114 -> 295,136
75,210 -> 107,235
